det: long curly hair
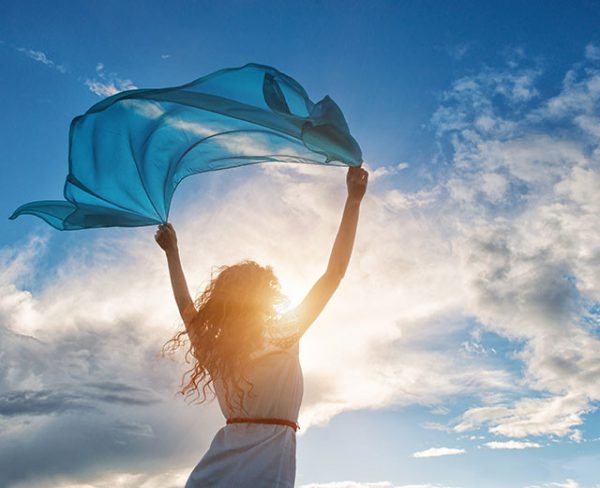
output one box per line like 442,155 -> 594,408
162,259 -> 289,414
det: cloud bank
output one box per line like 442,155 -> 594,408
2,47 -> 600,487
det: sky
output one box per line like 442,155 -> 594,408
1,0 -> 600,487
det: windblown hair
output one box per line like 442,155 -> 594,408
162,259 -> 288,414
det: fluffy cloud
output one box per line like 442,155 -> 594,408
412,447 -> 465,458
0,230 -> 224,486
16,47 -> 66,73
2,48 -> 600,487
85,62 -> 137,96
0,160 -> 508,486
431,53 -> 600,442
483,440 -> 541,449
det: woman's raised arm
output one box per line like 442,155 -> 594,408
155,223 -> 196,326
290,166 -> 368,337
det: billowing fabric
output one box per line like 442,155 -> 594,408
185,336 -> 303,488
10,63 -> 362,230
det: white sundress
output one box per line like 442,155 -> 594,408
184,334 -> 304,488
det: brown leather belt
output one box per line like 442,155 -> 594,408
226,417 -> 299,432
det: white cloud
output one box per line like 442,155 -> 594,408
483,440 -> 542,449
569,429 -> 583,443
85,79 -> 137,97
528,68 -> 600,121
16,47 -> 66,73
299,483 -> 456,488
370,162 -> 409,181
380,186 -> 440,210
9,470 -> 190,488
299,483 -> 396,488
412,447 -> 465,458
0,228 -> 225,486
85,62 -> 137,97
429,406 -> 450,415
422,421 -> 453,432
585,43 -> 600,61
432,54 -> 600,442
525,480 -> 579,488
454,395 -> 594,438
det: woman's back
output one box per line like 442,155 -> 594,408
215,339 -> 303,422
185,338 -> 303,488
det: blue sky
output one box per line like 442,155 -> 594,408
1,1 -> 600,487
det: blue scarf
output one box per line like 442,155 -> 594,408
10,63 -> 362,230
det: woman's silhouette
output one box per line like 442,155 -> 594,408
155,166 -> 368,487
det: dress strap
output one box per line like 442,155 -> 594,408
226,417 -> 299,432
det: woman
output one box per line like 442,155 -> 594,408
155,166 -> 368,487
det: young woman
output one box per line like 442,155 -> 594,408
155,166 -> 368,487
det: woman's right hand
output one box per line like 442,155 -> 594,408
155,223 -> 178,254
346,166 -> 369,202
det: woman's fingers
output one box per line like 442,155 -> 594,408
155,225 -> 167,244
348,167 -> 368,178
348,167 -> 368,184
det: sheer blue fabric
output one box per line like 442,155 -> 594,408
10,63 -> 362,230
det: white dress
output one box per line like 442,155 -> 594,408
185,334 -> 304,488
